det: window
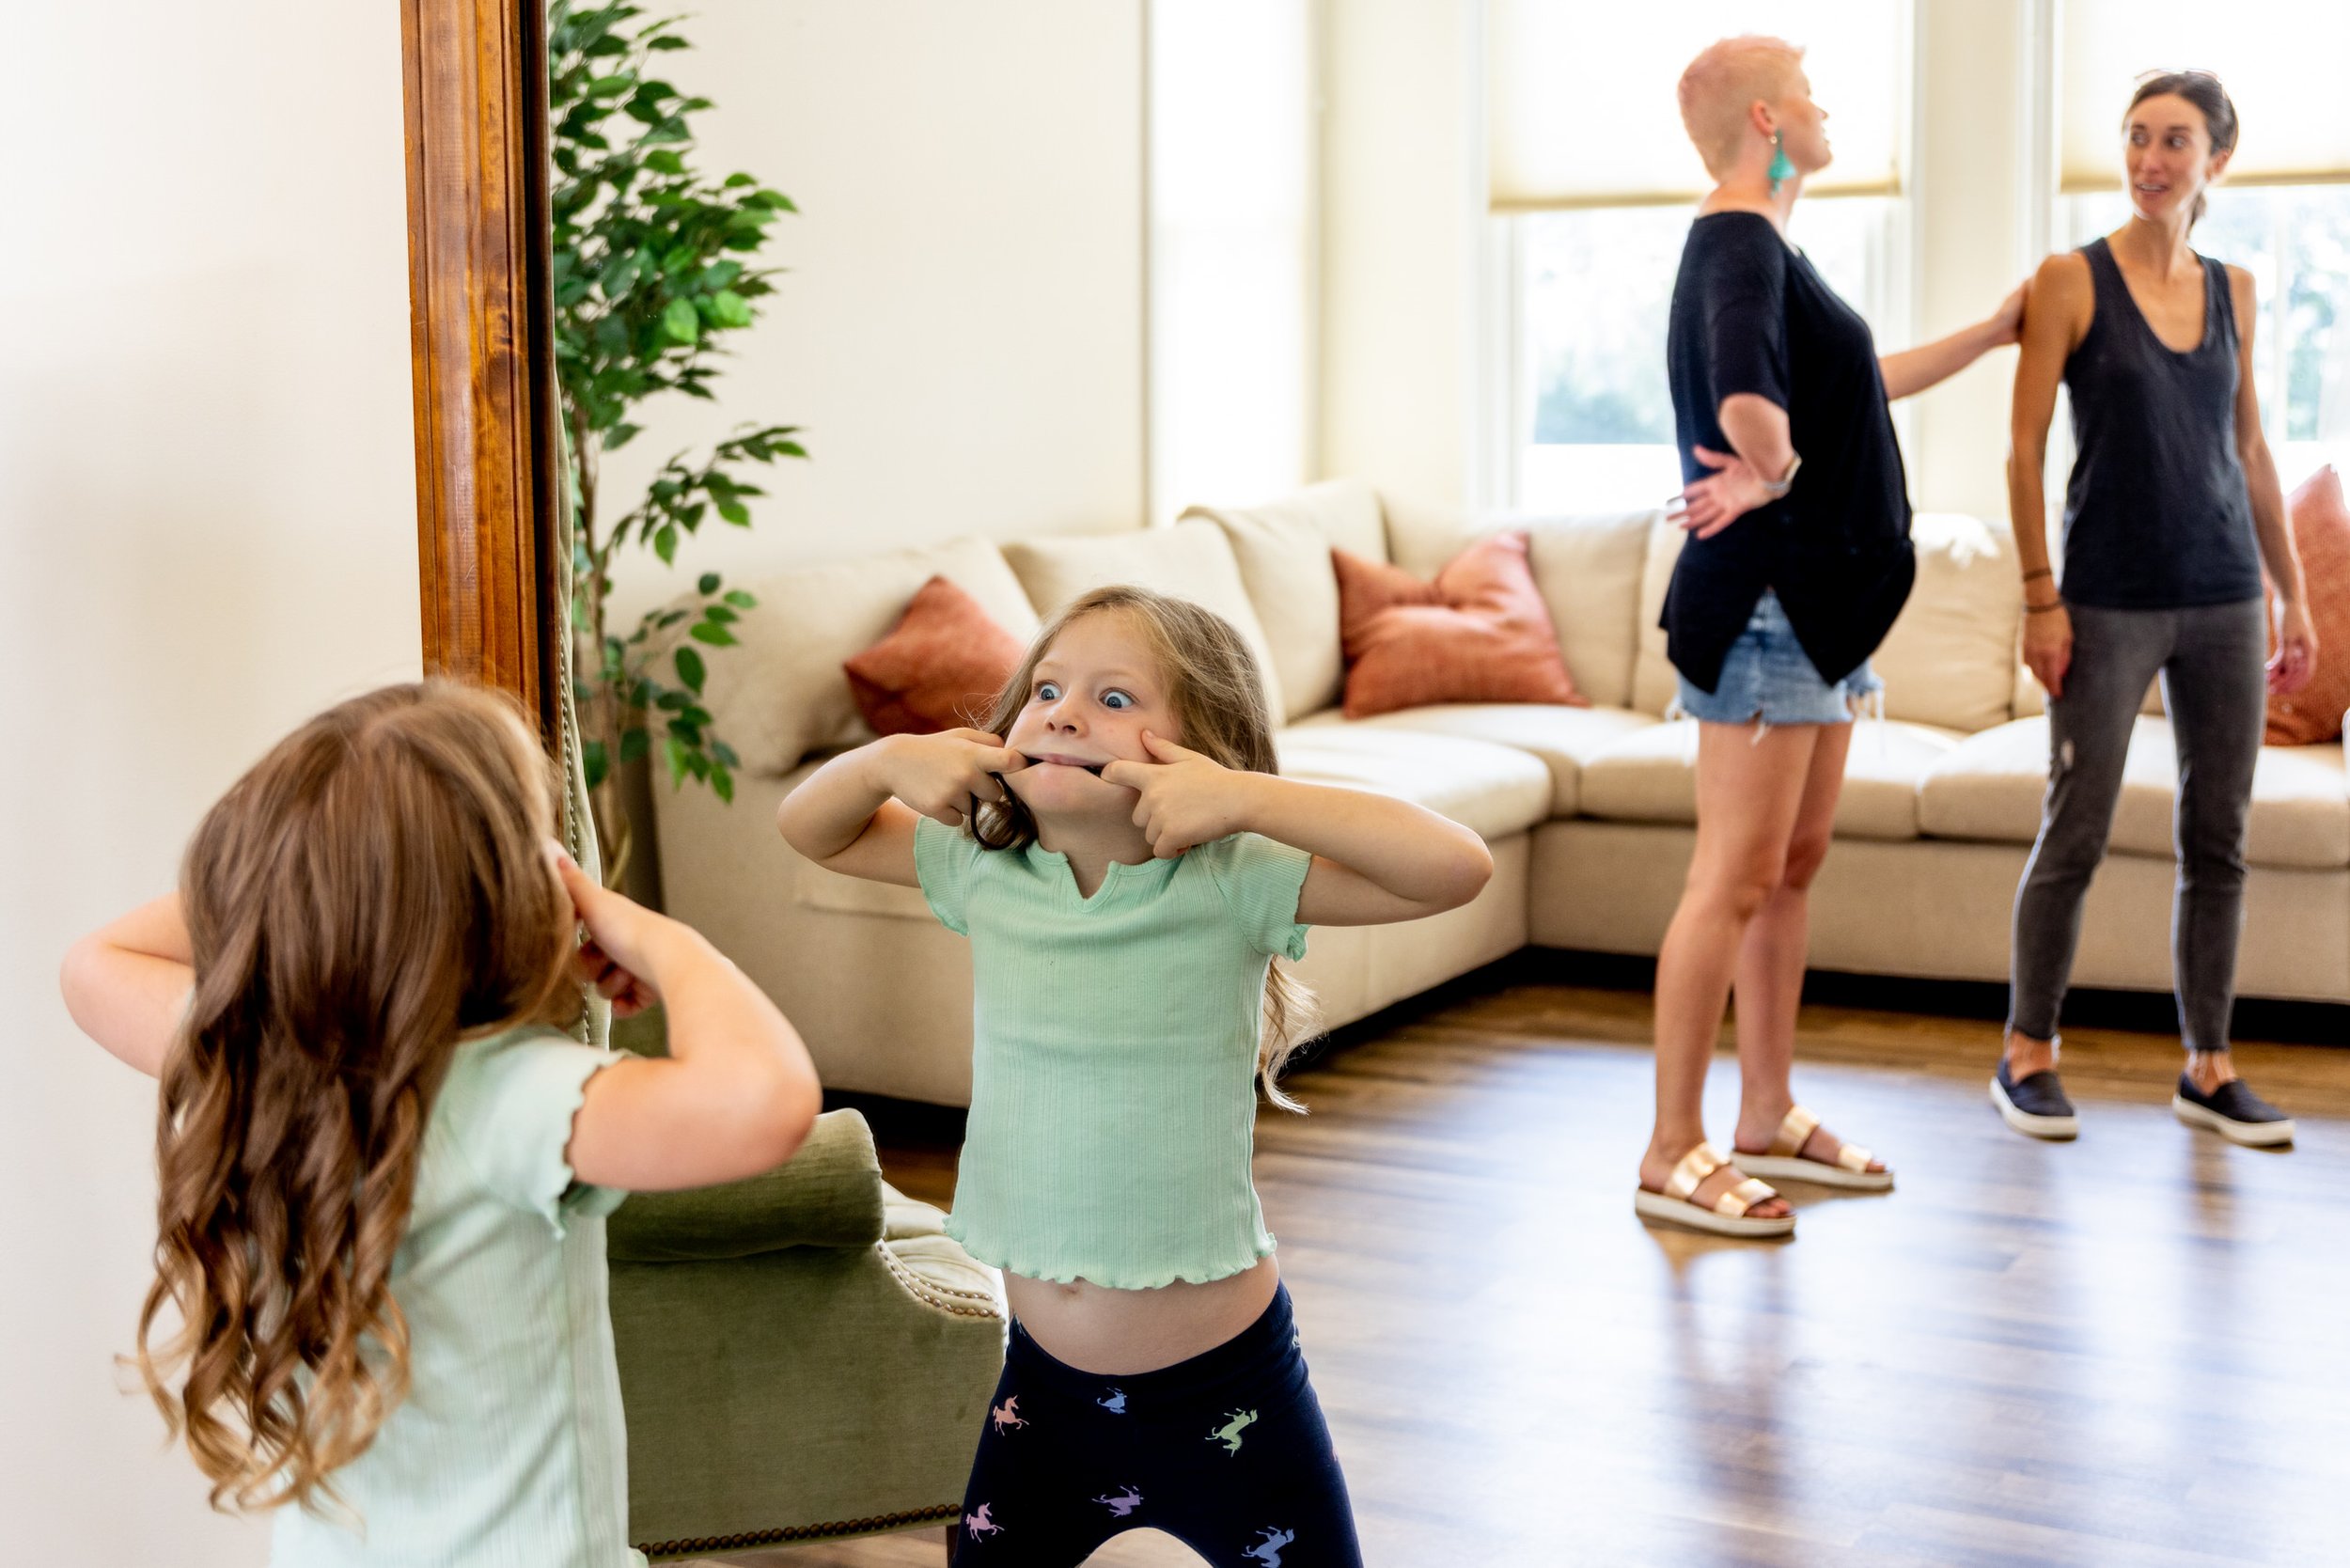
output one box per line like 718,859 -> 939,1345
1485,3 -> 1913,511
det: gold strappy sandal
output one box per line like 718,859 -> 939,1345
1633,1141 -> 1796,1239
1731,1105 -> 1894,1192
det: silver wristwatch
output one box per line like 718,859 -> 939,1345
1760,454 -> 1802,500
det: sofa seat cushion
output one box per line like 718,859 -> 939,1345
1919,717 -> 2350,870
1288,702 -> 1658,817
1577,718 -> 1963,841
1273,725 -> 1553,840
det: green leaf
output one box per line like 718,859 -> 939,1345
663,735 -> 690,787
603,421 -> 642,451
713,739 -> 742,768
688,621 -> 738,648
583,73 -> 633,98
660,296 -> 699,344
722,172 -> 756,188
709,290 -> 753,328
644,149 -> 686,174
619,728 -> 650,765
654,523 -> 678,563
697,571 -> 721,594
723,589 -> 756,609
703,604 -> 739,624
710,762 -> 735,804
716,499 -> 750,525
582,738 -> 609,790
674,645 -> 706,693
648,34 -> 689,50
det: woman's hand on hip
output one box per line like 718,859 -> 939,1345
1668,446 -> 1773,539
2269,599 -> 2319,696
2023,603 -> 2073,700
1101,733 -> 1251,857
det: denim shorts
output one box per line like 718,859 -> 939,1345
1673,589 -> 1884,727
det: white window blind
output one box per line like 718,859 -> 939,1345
2060,2 -> 2350,193
1487,1 -> 1904,211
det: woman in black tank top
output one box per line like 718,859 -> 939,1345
1996,72 -> 2317,1148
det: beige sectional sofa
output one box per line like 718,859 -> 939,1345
654,479 -> 2349,1106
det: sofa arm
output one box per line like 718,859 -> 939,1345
606,1108 -> 886,1262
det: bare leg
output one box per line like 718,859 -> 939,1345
1643,721 -> 1821,1217
1724,723 -> 1886,1171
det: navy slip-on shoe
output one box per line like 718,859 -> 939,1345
2173,1074 -> 2295,1148
1991,1058 -> 2079,1140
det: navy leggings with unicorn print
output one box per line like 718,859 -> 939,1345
952,1284 -> 1362,1567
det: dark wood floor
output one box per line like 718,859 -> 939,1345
700,962 -> 2350,1567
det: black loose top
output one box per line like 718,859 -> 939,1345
1662,212 -> 1915,691
2059,238 -> 2263,609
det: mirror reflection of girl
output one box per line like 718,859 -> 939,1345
59,681 -> 821,1566
1997,71 -> 2314,1147
779,586 -> 1493,1567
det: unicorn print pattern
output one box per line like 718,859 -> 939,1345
990,1396 -> 1028,1435
1095,1386 -> 1128,1414
964,1502 -> 1003,1540
1208,1407 -> 1259,1455
1244,1526 -> 1296,1565
1093,1484 -> 1143,1517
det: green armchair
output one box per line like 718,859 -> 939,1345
607,1108 -> 1004,1560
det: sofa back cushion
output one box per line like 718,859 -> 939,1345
711,537 -> 1041,777
1001,522 -> 1285,719
1632,518 -> 1686,714
1871,513 -> 2028,733
1386,502 -> 1659,711
1183,478 -> 1386,722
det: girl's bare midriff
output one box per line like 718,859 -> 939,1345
1005,1255 -> 1280,1375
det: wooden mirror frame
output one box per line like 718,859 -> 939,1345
400,0 -> 564,739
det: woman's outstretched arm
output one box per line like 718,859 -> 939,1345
1881,281 -> 2026,400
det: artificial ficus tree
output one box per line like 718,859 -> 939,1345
549,1 -> 803,882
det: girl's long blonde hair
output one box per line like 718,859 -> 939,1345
971,585 -> 1322,1111
139,681 -> 578,1513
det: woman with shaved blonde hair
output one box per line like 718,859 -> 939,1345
1637,36 -> 2026,1239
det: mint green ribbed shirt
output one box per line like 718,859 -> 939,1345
271,1027 -> 644,1568
914,816 -> 1312,1290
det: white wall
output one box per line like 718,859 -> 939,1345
598,0 -> 1147,626
0,7 -> 421,1564
1319,0 -> 1482,514
1908,0 -> 2038,525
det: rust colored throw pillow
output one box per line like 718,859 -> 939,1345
843,574 -> 1026,738
2266,465 -> 2350,745
1332,531 -> 1585,719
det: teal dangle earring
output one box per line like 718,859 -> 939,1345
1767,130 -> 1796,195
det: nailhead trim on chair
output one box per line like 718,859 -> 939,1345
876,1241 -> 1006,1319
636,1500 -> 963,1556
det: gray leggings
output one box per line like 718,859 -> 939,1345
2008,597 -> 2267,1053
